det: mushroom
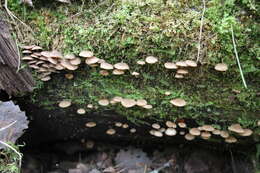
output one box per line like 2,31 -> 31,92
185,133 -> 195,141
98,99 -> 110,106
100,70 -> 109,76
122,124 -> 129,129
31,46 -> 42,51
58,100 -> 72,108
47,57 -> 58,64
170,98 -> 187,107
165,128 -> 177,136
159,128 -> 166,133
189,128 -> 201,136
201,132 -> 211,139
137,60 -> 146,65
130,128 -> 136,133
228,124 -> 244,134
22,50 -> 32,54
112,96 -> 123,103
114,62 -> 130,70
100,62 -> 114,70
79,50 -> 94,58
55,64 -> 65,70
112,69 -> 125,75
166,121 -> 176,128
106,129 -> 116,135
178,122 -> 187,128
85,122 -> 96,128
164,62 -> 178,69
142,104 -> 153,109
115,122 -> 123,127
70,58 -> 81,65
152,123 -> 160,129
64,54 -> 76,60
239,129 -> 253,136
77,108 -> 86,115
220,131 -> 229,138
121,98 -> 136,108
136,99 -> 147,106
225,136 -> 237,143
50,50 -> 63,59
185,60 -> 197,67
145,56 -> 158,64
201,125 -> 215,132
21,45 -> 35,50
153,130 -> 163,137
214,63 -> 228,72
41,51 -> 52,58
85,57 -> 100,65
179,131 -> 185,135
87,104 -> 94,109
65,73 -> 74,80
131,72 -> 140,76
41,76 -> 51,81
22,56 -> 34,61
177,69 -> 189,75
164,91 -> 171,96
60,60 -> 78,70
176,61 -> 187,67
174,74 -> 184,79
212,129 -> 221,135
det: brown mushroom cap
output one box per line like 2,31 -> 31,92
21,45 -> 35,50
220,131 -> 229,138
201,132 -> 211,139
54,64 -> 65,70
22,50 -> 32,54
212,129 -> 221,135
174,74 -> 184,79
228,124 -> 244,133
106,129 -> 116,135
114,62 -> 130,70
121,98 -> 136,108
64,54 -> 76,60
115,122 -> 123,127
85,122 -> 97,128
22,56 -> 34,60
136,99 -> 147,106
65,73 -> 74,80
60,60 -> 78,70
122,123 -> 129,129
166,121 -> 176,128
137,60 -> 146,65
47,57 -> 58,64
98,99 -> 110,106
70,58 -> 81,65
214,63 -> 228,72
152,123 -> 160,129
85,56 -> 100,65
58,100 -> 72,108
177,69 -> 189,75
145,56 -> 158,64
178,122 -> 187,128
31,46 -> 42,51
112,69 -> 125,75
142,104 -> 153,109
185,133 -> 195,140
185,60 -> 197,67
41,51 -> 52,58
50,50 -> 63,58
41,76 -> 51,81
100,62 -> 114,70
239,129 -> 253,136
170,98 -> 187,107
79,50 -> 94,58
189,128 -> 201,136
164,62 -> 178,69
153,130 -> 163,137
165,128 -> 177,136
201,125 -> 215,132
176,61 -> 187,67
131,72 -> 140,76
77,108 -> 86,115
225,136 -> 237,143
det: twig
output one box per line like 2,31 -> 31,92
231,25 -> 248,89
196,0 -> 206,62
0,141 -> 22,169
0,121 -> 17,132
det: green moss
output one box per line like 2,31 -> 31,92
6,0 -> 259,129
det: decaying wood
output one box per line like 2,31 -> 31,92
0,14 -> 34,96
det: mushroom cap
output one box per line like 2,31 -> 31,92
100,70 -> 109,76
47,57 -> 58,64
130,128 -> 136,133
41,76 -> 51,81
170,98 -> 187,107
112,69 -> 125,75
131,72 -> 140,76
152,123 -> 160,129
239,129 -> 253,136
220,131 -> 229,138
28,60 -> 37,65
115,122 -> 123,127
85,57 -> 100,65
106,129 -> 116,135
142,104 -> 153,109
177,69 -> 189,75
201,125 -> 215,132
87,104 -> 94,109
114,62 -> 130,70
185,60 -> 197,67
228,124 -> 244,133
50,50 -> 63,58
164,91 -> 171,96
174,74 -> 184,79
176,61 -> 187,67
166,121 -> 176,128
225,136 -> 237,143
77,108 -> 86,115
100,62 -> 114,70
79,50 -> 94,58
122,123 -> 129,128
31,46 -> 43,51
179,131 -> 186,135
21,45 -> 35,50
58,100 -> 72,108
70,58 -> 81,65
164,62 -> 178,69
85,140 -> 95,149
29,64 -> 40,69
85,122 -> 96,128
22,50 -> 32,54
31,54 -> 39,58
41,51 -> 52,58
55,64 -> 65,70
121,98 -> 136,108
258,120 -> 260,126
137,60 -> 146,65
185,133 -> 195,140
22,56 -> 34,60
201,132 -> 211,139
64,54 -> 76,60
136,99 -> 147,106
112,96 -> 123,103
214,63 -> 228,72
212,129 -> 221,135
60,60 -> 78,70
153,130 -> 163,137
159,128 -> 166,133
65,73 -> 74,79
178,122 -> 187,128
98,99 -> 110,106
145,56 -> 158,64
165,128 -> 177,136
189,128 -> 201,136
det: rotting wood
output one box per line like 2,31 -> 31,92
0,14 -> 34,96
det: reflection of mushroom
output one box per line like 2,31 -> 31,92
58,100 -> 72,108
85,122 -> 97,128
85,57 -> 99,65
153,131 -> 163,137
185,133 -> 195,140
214,63 -> 228,72
212,129 -> 221,135
165,128 -> 177,136
189,128 -> 201,136
170,98 -> 187,107
121,98 -> 136,108
98,99 -> 110,106
228,124 -> 244,133
179,131 -> 185,135
145,56 -> 158,64
177,69 -> 188,75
